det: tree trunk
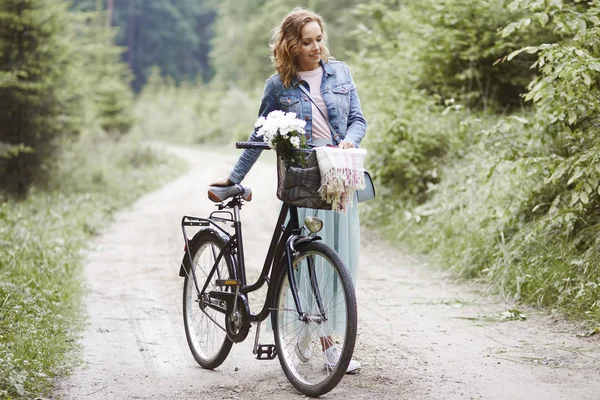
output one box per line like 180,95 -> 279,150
128,2 -> 135,72
106,0 -> 113,27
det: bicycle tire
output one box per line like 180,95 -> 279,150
182,229 -> 234,369
271,241 -> 358,397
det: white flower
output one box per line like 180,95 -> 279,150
255,116 -> 266,129
290,136 -> 300,148
254,110 -> 306,149
268,110 -> 286,119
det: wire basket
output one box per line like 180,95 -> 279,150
276,148 -> 331,210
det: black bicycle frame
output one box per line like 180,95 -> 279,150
181,196 -> 326,325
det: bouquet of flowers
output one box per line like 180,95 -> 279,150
255,110 -> 309,167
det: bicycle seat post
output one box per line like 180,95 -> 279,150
230,196 -> 247,287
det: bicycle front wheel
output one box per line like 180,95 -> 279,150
182,230 -> 234,369
272,241 -> 357,397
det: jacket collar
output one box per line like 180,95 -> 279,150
292,60 -> 335,87
322,60 -> 336,76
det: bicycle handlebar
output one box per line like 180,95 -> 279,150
236,141 -> 271,150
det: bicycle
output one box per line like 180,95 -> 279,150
178,141 -> 358,397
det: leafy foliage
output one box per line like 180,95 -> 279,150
0,0 -> 82,195
351,2 -> 458,203
0,0 -> 134,196
0,129 -> 183,399
491,0 -> 600,320
360,0 -> 600,323
412,0 -> 557,110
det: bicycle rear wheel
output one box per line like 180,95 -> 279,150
182,230 -> 234,369
272,241 -> 357,397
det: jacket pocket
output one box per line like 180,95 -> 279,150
331,84 -> 352,95
278,95 -> 300,112
331,84 -> 351,114
279,95 -> 300,107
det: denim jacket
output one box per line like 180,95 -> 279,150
228,60 -> 367,184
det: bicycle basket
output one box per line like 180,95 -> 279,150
276,148 -> 331,210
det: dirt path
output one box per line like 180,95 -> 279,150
55,145 -> 600,400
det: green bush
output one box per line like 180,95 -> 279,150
412,0 -> 557,111
489,0 -> 600,320
401,118 -> 600,322
353,2 -> 493,203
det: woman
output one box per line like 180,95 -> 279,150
211,7 -> 366,373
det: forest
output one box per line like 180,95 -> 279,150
1,0 -> 599,398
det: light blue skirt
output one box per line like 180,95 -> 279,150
279,138 -> 360,337
296,195 -> 360,287
296,138 -> 360,287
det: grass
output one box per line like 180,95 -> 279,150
0,128 -> 185,399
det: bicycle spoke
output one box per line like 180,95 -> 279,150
272,243 -> 357,397
183,234 -> 233,369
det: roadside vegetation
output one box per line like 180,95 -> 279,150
0,130 -> 182,399
353,0 -> 600,325
0,2 -> 182,398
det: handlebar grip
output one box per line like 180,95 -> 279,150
236,141 -> 271,150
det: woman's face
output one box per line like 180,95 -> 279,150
296,21 -> 323,71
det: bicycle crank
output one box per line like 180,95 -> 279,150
209,289 -> 251,342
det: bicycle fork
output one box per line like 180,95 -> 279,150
284,235 -> 328,324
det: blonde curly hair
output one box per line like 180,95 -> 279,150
270,8 -> 330,88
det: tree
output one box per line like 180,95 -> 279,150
78,0 -> 134,134
407,0 -> 558,111
72,0 -> 216,91
0,0 -> 82,195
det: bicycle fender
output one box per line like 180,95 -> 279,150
179,228 -> 230,277
292,235 -> 322,248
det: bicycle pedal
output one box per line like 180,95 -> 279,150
216,279 -> 240,287
255,344 -> 277,360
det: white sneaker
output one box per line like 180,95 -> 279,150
323,345 -> 361,373
295,326 -> 314,362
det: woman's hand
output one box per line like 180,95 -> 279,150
210,178 -> 234,187
338,141 -> 355,149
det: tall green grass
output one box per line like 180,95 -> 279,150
0,129 -> 184,399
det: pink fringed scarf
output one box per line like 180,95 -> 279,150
315,146 -> 367,213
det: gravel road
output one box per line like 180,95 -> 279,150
55,144 -> 600,400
